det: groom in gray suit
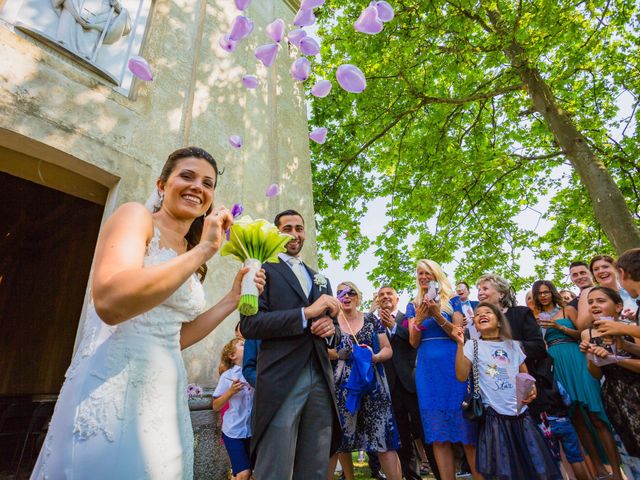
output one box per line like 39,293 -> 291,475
240,209 -> 342,479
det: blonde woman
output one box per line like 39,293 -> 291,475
407,260 -> 481,480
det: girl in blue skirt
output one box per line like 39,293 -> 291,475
455,302 -> 562,479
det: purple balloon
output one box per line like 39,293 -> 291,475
309,127 -> 328,144
300,0 -> 325,8
255,43 -> 279,67
299,37 -> 320,56
311,79 -> 332,98
336,64 -> 366,93
218,35 -> 237,52
229,135 -> 243,149
354,5 -> 383,34
242,74 -> 259,89
290,57 -> 311,82
287,28 -> 307,46
374,1 -> 394,22
293,8 -> 316,27
265,183 -> 281,197
229,15 -> 254,42
235,0 -> 251,10
128,55 -> 153,81
266,18 -> 285,43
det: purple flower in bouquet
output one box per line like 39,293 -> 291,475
227,203 -> 245,239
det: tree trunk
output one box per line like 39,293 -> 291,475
486,10 -> 640,254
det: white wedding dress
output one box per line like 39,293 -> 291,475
31,228 -> 206,479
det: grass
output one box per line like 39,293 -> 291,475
330,453 -> 438,479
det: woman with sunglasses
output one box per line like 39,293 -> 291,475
533,280 -> 619,480
407,260 -> 481,480
327,281 -> 401,480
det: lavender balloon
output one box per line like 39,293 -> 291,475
290,57 -> 311,82
299,37 -> 320,56
354,5 -> 383,34
219,35 -> 237,53
265,183 -> 281,197
293,8 -> 316,27
242,74 -> 259,89
374,1 -> 394,22
311,79 -> 332,98
229,15 -> 254,42
300,0 -> 325,8
229,135 -> 243,149
255,43 -> 279,67
266,18 -> 285,43
234,0 -> 251,10
128,56 -> 153,81
287,28 -> 307,46
309,127 -> 328,144
336,64 -> 366,93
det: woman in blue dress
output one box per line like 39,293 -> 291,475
407,259 -> 480,480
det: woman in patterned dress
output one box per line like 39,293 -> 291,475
328,281 -> 401,480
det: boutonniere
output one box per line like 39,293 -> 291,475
313,273 -> 328,290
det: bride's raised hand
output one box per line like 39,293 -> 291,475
199,206 -> 232,258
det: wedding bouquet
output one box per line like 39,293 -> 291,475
220,215 -> 292,315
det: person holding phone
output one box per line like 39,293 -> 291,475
407,259 -> 480,480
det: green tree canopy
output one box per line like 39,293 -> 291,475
310,0 -> 640,292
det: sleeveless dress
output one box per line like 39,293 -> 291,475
333,314 -> 399,452
406,302 -> 477,445
31,227 -> 207,479
544,316 -> 609,423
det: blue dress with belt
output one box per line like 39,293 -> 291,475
406,302 -> 477,445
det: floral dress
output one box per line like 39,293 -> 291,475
333,313 -> 399,452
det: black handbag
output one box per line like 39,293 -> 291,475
461,339 -> 484,421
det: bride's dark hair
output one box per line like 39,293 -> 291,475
158,147 -> 222,282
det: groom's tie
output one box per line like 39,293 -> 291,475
288,257 -> 310,295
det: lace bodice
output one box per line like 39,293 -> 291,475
67,227 -> 206,379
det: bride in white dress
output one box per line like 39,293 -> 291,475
31,147 -> 264,479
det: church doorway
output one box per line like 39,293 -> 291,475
0,141 -> 111,476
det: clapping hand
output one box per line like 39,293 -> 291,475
414,300 -> 430,326
452,326 -> 465,345
378,308 -> 395,330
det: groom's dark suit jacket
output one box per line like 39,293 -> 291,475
239,259 -> 342,462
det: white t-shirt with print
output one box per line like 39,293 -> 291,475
463,339 -> 527,416
213,364 -> 253,438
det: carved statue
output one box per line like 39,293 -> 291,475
51,0 -> 131,61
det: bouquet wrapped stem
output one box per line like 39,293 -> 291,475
221,215 -> 292,315
239,258 -> 262,315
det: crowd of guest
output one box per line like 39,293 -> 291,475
214,208 -> 640,480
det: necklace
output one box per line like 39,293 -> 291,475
482,336 -> 501,341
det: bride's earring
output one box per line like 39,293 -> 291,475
156,191 -> 164,210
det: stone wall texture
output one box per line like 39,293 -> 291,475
0,0 -> 315,387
